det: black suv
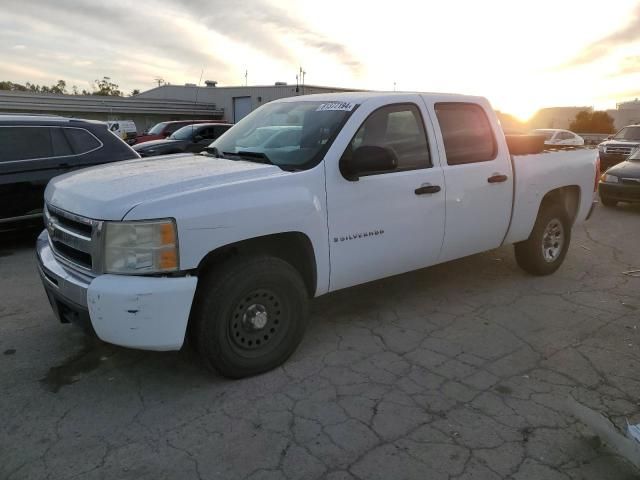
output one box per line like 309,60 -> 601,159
0,115 -> 139,231
133,123 -> 232,157
598,124 -> 640,171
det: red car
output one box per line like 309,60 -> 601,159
134,120 -> 224,145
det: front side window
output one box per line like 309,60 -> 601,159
435,103 -> 497,165
347,104 -> 431,171
210,100 -> 357,170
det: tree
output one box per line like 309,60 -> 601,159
50,80 -> 67,94
570,110 -> 615,134
92,77 -> 122,96
129,88 -> 140,96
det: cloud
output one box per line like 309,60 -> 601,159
564,3 -> 640,67
0,0 -> 361,94
163,0 -> 363,73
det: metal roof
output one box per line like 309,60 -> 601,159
0,90 -> 224,116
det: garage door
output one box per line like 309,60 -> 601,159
233,97 -> 252,122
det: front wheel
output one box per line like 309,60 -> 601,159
191,255 -> 309,378
514,204 -> 571,276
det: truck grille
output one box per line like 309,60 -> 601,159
604,145 -> 634,156
44,204 -> 99,272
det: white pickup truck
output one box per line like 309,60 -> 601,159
37,92 -> 599,378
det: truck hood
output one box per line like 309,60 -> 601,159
45,154 -> 284,220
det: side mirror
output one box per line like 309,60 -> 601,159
607,135 -> 613,140
340,145 -> 398,181
194,135 -> 204,142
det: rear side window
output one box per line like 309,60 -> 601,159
348,103 -> 431,171
435,103 -> 497,165
0,127 -> 54,161
63,128 -> 101,155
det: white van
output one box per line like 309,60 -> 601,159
107,120 -> 137,144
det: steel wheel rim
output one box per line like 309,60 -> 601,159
228,288 -> 286,356
542,218 -> 564,263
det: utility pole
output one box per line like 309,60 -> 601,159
245,69 -> 248,86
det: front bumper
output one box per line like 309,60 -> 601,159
36,231 -> 198,351
599,183 -> 640,203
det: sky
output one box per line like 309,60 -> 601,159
2,0 -> 640,120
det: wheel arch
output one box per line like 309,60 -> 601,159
539,185 -> 581,224
195,231 -> 318,297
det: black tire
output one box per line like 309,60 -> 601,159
514,203 -> 571,276
191,255 -> 309,378
600,196 -> 617,208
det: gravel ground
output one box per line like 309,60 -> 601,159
1,203 -> 639,480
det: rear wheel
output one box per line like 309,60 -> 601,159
191,255 -> 309,378
600,196 -> 617,208
514,203 -> 571,276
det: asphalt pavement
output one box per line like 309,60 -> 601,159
1,203 -> 639,480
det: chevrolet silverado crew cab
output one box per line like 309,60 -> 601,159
37,92 -> 599,378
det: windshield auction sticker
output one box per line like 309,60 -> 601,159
316,102 -> 356,112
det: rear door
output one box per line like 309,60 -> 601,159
0,126 -> 76,220
325,100 -> 446,291
430,101 -> 513,262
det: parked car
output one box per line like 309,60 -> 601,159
37,92 -> 598,378
531,128 -> 584,147
133,123 -> 232,157
133,120 -> 217,145
0,115 -> 139,232
598,124 -> 640,171
107,120 -> 137,144
599,149 -> 640,207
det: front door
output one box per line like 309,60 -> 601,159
325,101 -> 446,291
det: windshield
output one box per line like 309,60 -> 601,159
170,125 -> 197,140
532,129 -> 555,141
209,100 -> 357,170
148,122 -> 168,135
613,126 -> 640,141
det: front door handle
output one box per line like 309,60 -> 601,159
488,174 -> 508,183
415,185 -> 441,195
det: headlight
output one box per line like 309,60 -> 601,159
601,173 -> 619,183
598,144 -> 605,152
103,219 -> 178,274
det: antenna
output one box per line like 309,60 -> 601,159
193,69 -> 204,107
245,69 -> 248,86
154,77 -> 165,87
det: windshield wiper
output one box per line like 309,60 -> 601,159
235,150 -> 274,165
221,150 -> 301,172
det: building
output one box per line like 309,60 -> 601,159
0,90 -> 223,132
135,83 -> 360,123
528,106 -> 592,130
606,99 -> 640,130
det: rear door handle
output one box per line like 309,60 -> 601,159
488,174 -> 508,183
415,185 -> 441,195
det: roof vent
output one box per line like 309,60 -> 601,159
204,80 -> 217,87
